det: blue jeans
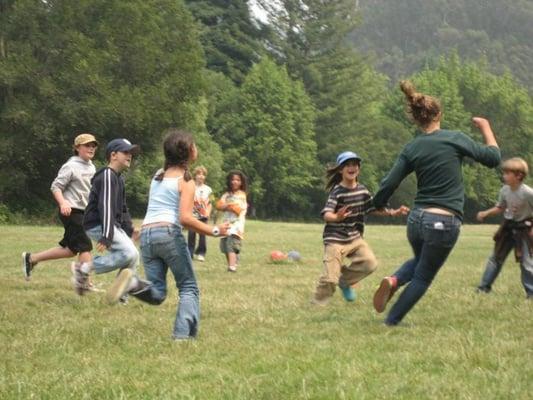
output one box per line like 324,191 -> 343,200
479,239 -> 533,296
140,225 -> 200,339
386,209 -> 461,325
85,225 -> 139,274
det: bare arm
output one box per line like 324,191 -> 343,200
477,206 -> 503,222
52,190 -> 72,216
181,180 -> 229,235
472,117 -> 498,148
323,206 -> 351,222
370,205 -> 410,217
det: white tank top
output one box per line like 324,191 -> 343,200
142,175 -> 181,226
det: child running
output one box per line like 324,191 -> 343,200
312,151 -> 409,305
187,166 -> 213,261
74,138 -> 149,303
22,133 -> 98,285
215,171 -> 248,272
372,80 -> 501,326
136,129 -> 229,340
476,157 -> 533,298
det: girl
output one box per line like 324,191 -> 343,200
312,151 -> 409,305
372,80 -> 501,326
187,166 -> 213,261
138,129 -> 229,340
215,170 -> 248,272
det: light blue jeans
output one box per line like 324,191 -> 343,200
85,225 -> 139,274
478,239 -> 533,297
140,225 -> 200,339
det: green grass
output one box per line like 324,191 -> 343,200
1,221 -> 531,399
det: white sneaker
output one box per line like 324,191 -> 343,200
227,265 -> 237,272
106,269 -> 133,305
196,255 -> 205,262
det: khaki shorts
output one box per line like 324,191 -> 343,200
220,235 -> 242,254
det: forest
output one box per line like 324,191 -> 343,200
1,0 -> 532,221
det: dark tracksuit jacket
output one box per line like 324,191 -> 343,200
83,167 -> 134,247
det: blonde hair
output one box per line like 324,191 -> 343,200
502,157 -> 528,180
193,165 -> 207,177
400,80 -> 442,128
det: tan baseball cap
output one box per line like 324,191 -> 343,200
74,133 -> 99,146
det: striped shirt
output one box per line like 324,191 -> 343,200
321,183 -> 375,244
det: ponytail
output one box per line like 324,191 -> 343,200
400,80 -> 441,128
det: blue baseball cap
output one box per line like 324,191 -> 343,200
105,138 -> 140,157
336,151 -> 362,167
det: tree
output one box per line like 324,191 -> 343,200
0,0 -> 220,215
185,0 -> 270,84
215,58 -> 319,218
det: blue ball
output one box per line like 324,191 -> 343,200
287,250 -> 301,262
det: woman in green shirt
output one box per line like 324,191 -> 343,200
372,80 -> 500,326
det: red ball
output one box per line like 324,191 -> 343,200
270,250 -> 287,261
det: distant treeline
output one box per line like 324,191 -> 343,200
1,0 -> 531,223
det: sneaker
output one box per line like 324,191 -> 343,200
373,276 -> 398,313
227,265 -> 237,272
106,268 -> 133,305
22,252 -> 34,281
70,262 -> 90,296
310,296 -> 330,306
476,286 -> 491,294
119,294 -> 129,305
339,284 -> 357,302
196,255 -> 205,262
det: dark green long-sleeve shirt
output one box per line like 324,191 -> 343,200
373,129 -> 501,219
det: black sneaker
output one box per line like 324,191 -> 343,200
70,262 -> 90,296
22,252 -> 34,281
129,279 -> 156,304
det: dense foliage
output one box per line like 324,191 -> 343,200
1,0 -> 531,222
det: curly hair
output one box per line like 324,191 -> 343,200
400,80 -> 442,128
225,170 -> 247,193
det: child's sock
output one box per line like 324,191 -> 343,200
79,262 -> 92,274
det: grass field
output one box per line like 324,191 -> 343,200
1,220 -> 531,399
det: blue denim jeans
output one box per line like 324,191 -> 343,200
140,225 -> 200,339
479,239 -> 533,296
85,225 -> 139,274
386,208 -> 461,325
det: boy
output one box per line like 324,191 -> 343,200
187,166 -> 213,261
22,133 -> 98,282
476,157 -> 533,298
75,138 -> 149,304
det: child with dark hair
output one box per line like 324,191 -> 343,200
477,157 -> 533,298
22,133 -> 98,286
372,80 -> 501,325
312,151 -> 409,305
215,170 -> 248,272
137,129 -> 229,340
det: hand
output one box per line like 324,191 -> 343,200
472,117 -> 490,130
227,203 -> 242,215
131,228 -> 140,242
215,199 -> 226,210
96,241 -> 108,252
335,205 -> 351,221
476,211 -> 486,222
218,222 -> 231,236
59,202 -> 72,216
391,205 -> 410,216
